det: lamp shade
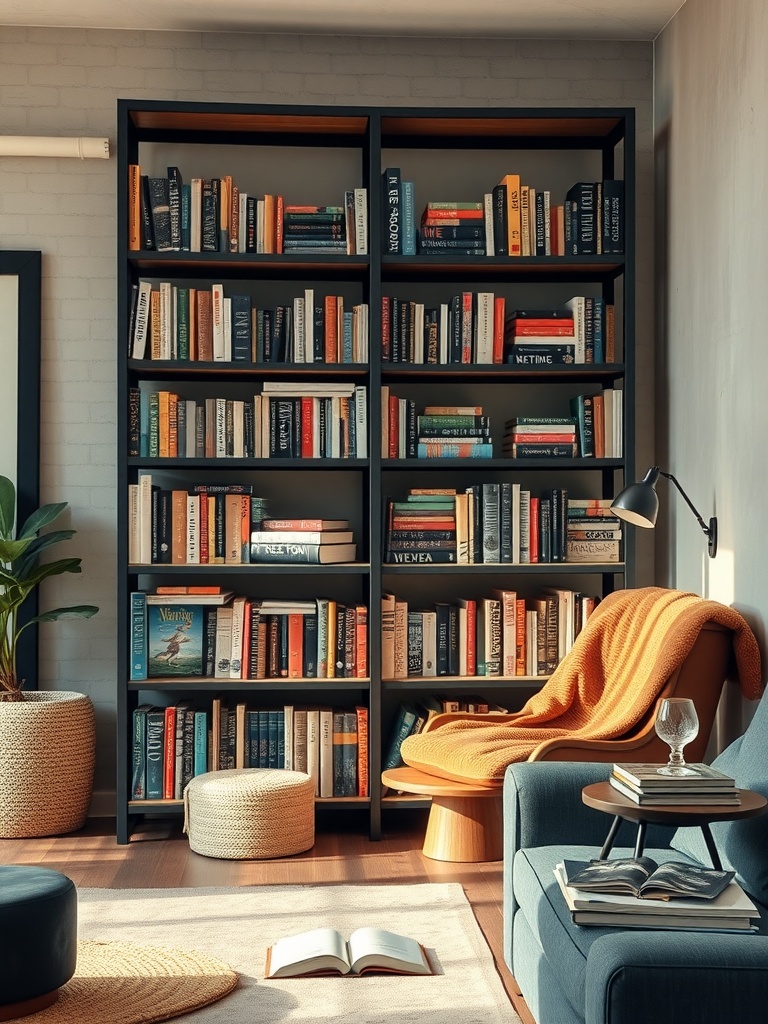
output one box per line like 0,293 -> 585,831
610,467 -> 661,528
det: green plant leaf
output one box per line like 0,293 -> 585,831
11,531 -> 78,579
18,502 -> 68,539
15,557 -> 83,591
0,476 -> 16,539
26,605 -> 100,626
0,538 -> 35,563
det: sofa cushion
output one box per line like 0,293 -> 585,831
671,693 -> 768,907
513,844 -> 697,1019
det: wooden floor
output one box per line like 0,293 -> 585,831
0,806 -> 533,1023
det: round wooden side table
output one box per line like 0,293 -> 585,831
381,766 -> 503,862
582,781 -> 768,868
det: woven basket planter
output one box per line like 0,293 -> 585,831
183,768 -> 315,859
0,691 -> 95,838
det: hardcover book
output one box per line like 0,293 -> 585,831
147,603 -> 205,677
265,926 -> 432,978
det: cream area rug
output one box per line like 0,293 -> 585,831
75,883 -> 521,1023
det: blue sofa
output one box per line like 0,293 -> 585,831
503,690 -> 768,1024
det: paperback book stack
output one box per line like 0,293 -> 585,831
554,857 -> 758,931
418,202 -> 487,257
504,309 -> 576,366
502,418 -> 577,459
384,491 -> 457,564
418,406 -> 493,459
566,498 -> 622,564
610,762 -> 741,806
282,205 -> 348,255
250,517 -> 356,565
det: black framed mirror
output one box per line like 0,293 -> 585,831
0,250 -> 41,688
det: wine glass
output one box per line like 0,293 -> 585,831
654,697 -> 700,776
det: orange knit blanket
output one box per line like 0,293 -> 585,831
399,587 -> 763,785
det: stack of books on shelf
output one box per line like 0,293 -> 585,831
381,394 -> 493,460
384,491 -> 457,565
610,763 -> 741,805
418,202 -> 488,257
504,308 -> 576,366
131,591 -> 367,681
381,588 -> 597,680
566,499 -> 622,564
250,517 -> 357,566
282,197 -> 367,256
381,291 -> 505,364
502,418 -> 578,459
554,857 -> 758,931
131,701 -> 369,800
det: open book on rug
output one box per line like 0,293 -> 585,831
265,926 -> 433,978
562,857 -> 735,901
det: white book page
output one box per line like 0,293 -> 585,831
268,927 -> 349,977
347,927 -> 429,973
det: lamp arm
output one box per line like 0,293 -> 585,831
659,471 -> 712,539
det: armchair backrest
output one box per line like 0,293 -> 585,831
529,622 -> 731,763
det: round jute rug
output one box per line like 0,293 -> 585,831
21,941 -> 238,1023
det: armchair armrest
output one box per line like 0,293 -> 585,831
585,932 -> 768,1024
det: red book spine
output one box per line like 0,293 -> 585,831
300,396 -> 314,458
381,296 -> 391,362
529,497 -> 540,563
288,614 -> 304,678
198,487 -> 209,564
163,706 -> 176,799
355,605 -> 368,679
465,599 -> 477,676
276,195 -> 284,254
388,395 -> 399,458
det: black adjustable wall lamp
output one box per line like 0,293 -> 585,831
610,466 -> 718,558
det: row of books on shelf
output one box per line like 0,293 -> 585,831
131,701 -> 369,801
128,481 -> 357,566
610,762 -> 740,806
130,591 -> 367,681
382,170 -> 624,257
128,164 -> 369,255
381,296 -> 615,365
384,488 -> 622,566
382,695 -> 510,772
129,282 -> 369,364
504,399 -> 623,460
381,399 -> 622,462
128,382 -> 368,460
381,587 -> 597,680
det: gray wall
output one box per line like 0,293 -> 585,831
655,0 -> 768,734
0,27 -> 654,803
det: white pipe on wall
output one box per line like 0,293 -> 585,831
0,136 -> 110,159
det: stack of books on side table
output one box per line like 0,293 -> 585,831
610,762 -> 741,805
555,858 -> 760,931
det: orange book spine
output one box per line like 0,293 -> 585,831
515,598 -> 527,675
198,489 -> 209,564
163,706 -> 176,799
128,164 -> 141,250
324,294 -> 338,362
241,600 -> 251,680
167,393 -> 178,458
355,605 -> 368,678
171,490 -> 187,564
188,288 -> 197,360
150,289 -> 161,359
276,195 -> 284,255
158,390 -> 170,458
493,295 -> 505,363
355,705 -> 369,797
593,394 -> 605,457
196,290 -> 213,361
229,183 -> 239,253
500,173 -> 521,256
288,614 -> 304,678
240,495 -> 250,563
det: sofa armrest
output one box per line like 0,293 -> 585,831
504,760 -> 614,853
586,931 -> 768,1024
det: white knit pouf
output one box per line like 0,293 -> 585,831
183,769 -> 315,859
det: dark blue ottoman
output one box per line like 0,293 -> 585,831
0,865 -> 77,1020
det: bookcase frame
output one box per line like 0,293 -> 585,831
116,100 -> 635,844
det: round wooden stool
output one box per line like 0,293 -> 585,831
382,766 -> 503,862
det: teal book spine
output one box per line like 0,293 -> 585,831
193,710 -> 208,777
130,592 -> 147,681
401,181 -> 416,256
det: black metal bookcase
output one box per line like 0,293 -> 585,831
116,100 -> 635,844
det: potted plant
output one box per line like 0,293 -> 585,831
0,474 -> 99,837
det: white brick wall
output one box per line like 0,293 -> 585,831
0,27 -> 653,795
